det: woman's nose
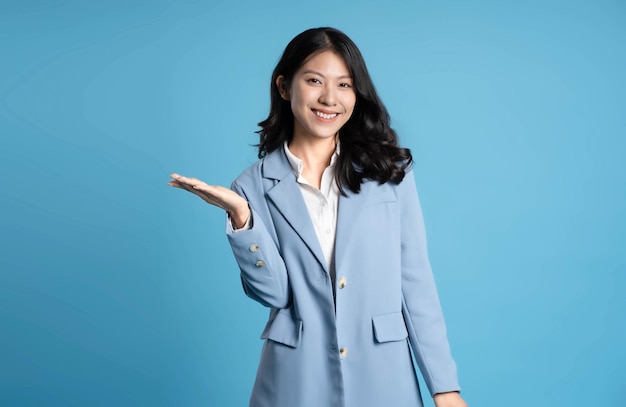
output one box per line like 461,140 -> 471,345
319,85 -> 337,106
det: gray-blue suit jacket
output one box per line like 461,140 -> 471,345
227,148 -> 460,407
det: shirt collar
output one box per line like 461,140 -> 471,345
283,140 -> 340,178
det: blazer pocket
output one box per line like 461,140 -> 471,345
372,311 -> 409,343
260,311 -> 303,348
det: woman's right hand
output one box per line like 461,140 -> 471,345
168,173 -> 250,228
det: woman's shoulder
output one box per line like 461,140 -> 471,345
231,149 -> 288,191
231,158 -> 264,191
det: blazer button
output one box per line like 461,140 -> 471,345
255,260 -> 266,268
338,276 -> 347,289
249,244 -> 260,252
339,347 -> 348,359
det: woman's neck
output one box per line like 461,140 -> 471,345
288,135 -> 337,189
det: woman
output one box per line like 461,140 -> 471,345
169,27 -> 467,407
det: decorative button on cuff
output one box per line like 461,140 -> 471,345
249,244 -> 260,252
255,260 -> 266,268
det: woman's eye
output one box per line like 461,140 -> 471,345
307,78 -> 321,84
339,82 -> 352,88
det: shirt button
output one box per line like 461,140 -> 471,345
255,260 -> 266,268
339,347 -> 348,359
338,276 -> 347,289
249,244 -> 260,252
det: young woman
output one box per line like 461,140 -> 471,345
169,27 -> 467,407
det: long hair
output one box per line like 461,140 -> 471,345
257,27 -> 413,194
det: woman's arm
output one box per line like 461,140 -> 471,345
397,171 -> 465,401
226,179 -> 291,308
168,173 -> 291,309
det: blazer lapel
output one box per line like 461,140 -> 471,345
334,181 -> 373,272
262,150 -> 329,274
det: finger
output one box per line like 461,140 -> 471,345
173,175 -> 188,184
191,183 -> 215,193
167,181 -> 186,188
175,175 -> 204,188
170,173 -> 188,184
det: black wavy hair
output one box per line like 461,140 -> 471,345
257,27 -> 412,194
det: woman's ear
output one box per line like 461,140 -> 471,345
276,75 -> 290,100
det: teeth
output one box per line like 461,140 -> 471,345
315,110 -> 338,119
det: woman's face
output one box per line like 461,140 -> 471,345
277,51 -> 356,143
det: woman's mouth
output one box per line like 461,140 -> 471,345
313,109 -> 338,120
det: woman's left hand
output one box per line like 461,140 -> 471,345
433,392 -> 467,407
168,173 -> 250,228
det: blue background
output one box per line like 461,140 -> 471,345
1,1 -> 624,406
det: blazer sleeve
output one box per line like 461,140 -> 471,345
398,170 -> 461,396
226,179 -> 291,309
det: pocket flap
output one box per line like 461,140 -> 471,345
260,311 -> 303,348
372,311 -> 408,343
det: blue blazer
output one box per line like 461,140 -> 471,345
227,148 -> 460,407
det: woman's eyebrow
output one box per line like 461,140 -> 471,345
302,70 -> 352,79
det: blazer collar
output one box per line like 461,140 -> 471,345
260,148 -> 373,274
262,149 -> 329,273
261,148 -> 293,181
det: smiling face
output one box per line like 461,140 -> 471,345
276,50 -> 356,144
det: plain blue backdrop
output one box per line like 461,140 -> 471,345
1,1 -> 624,406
